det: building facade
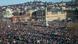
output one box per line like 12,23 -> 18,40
31,9 -> 67,26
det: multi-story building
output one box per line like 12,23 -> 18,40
31,4 -> 67,26
46,11 -> 67,21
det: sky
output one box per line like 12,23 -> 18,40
0,0 -> 71,6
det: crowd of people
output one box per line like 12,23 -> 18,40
0,21 -> 75,44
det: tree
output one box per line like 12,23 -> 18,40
3,8 -> 13,18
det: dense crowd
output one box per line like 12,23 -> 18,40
0,21 -> 77,44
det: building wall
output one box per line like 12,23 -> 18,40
46,12 -> 67,21
31,10 -> 67,26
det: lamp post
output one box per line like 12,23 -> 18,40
45,1 -> 49,26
